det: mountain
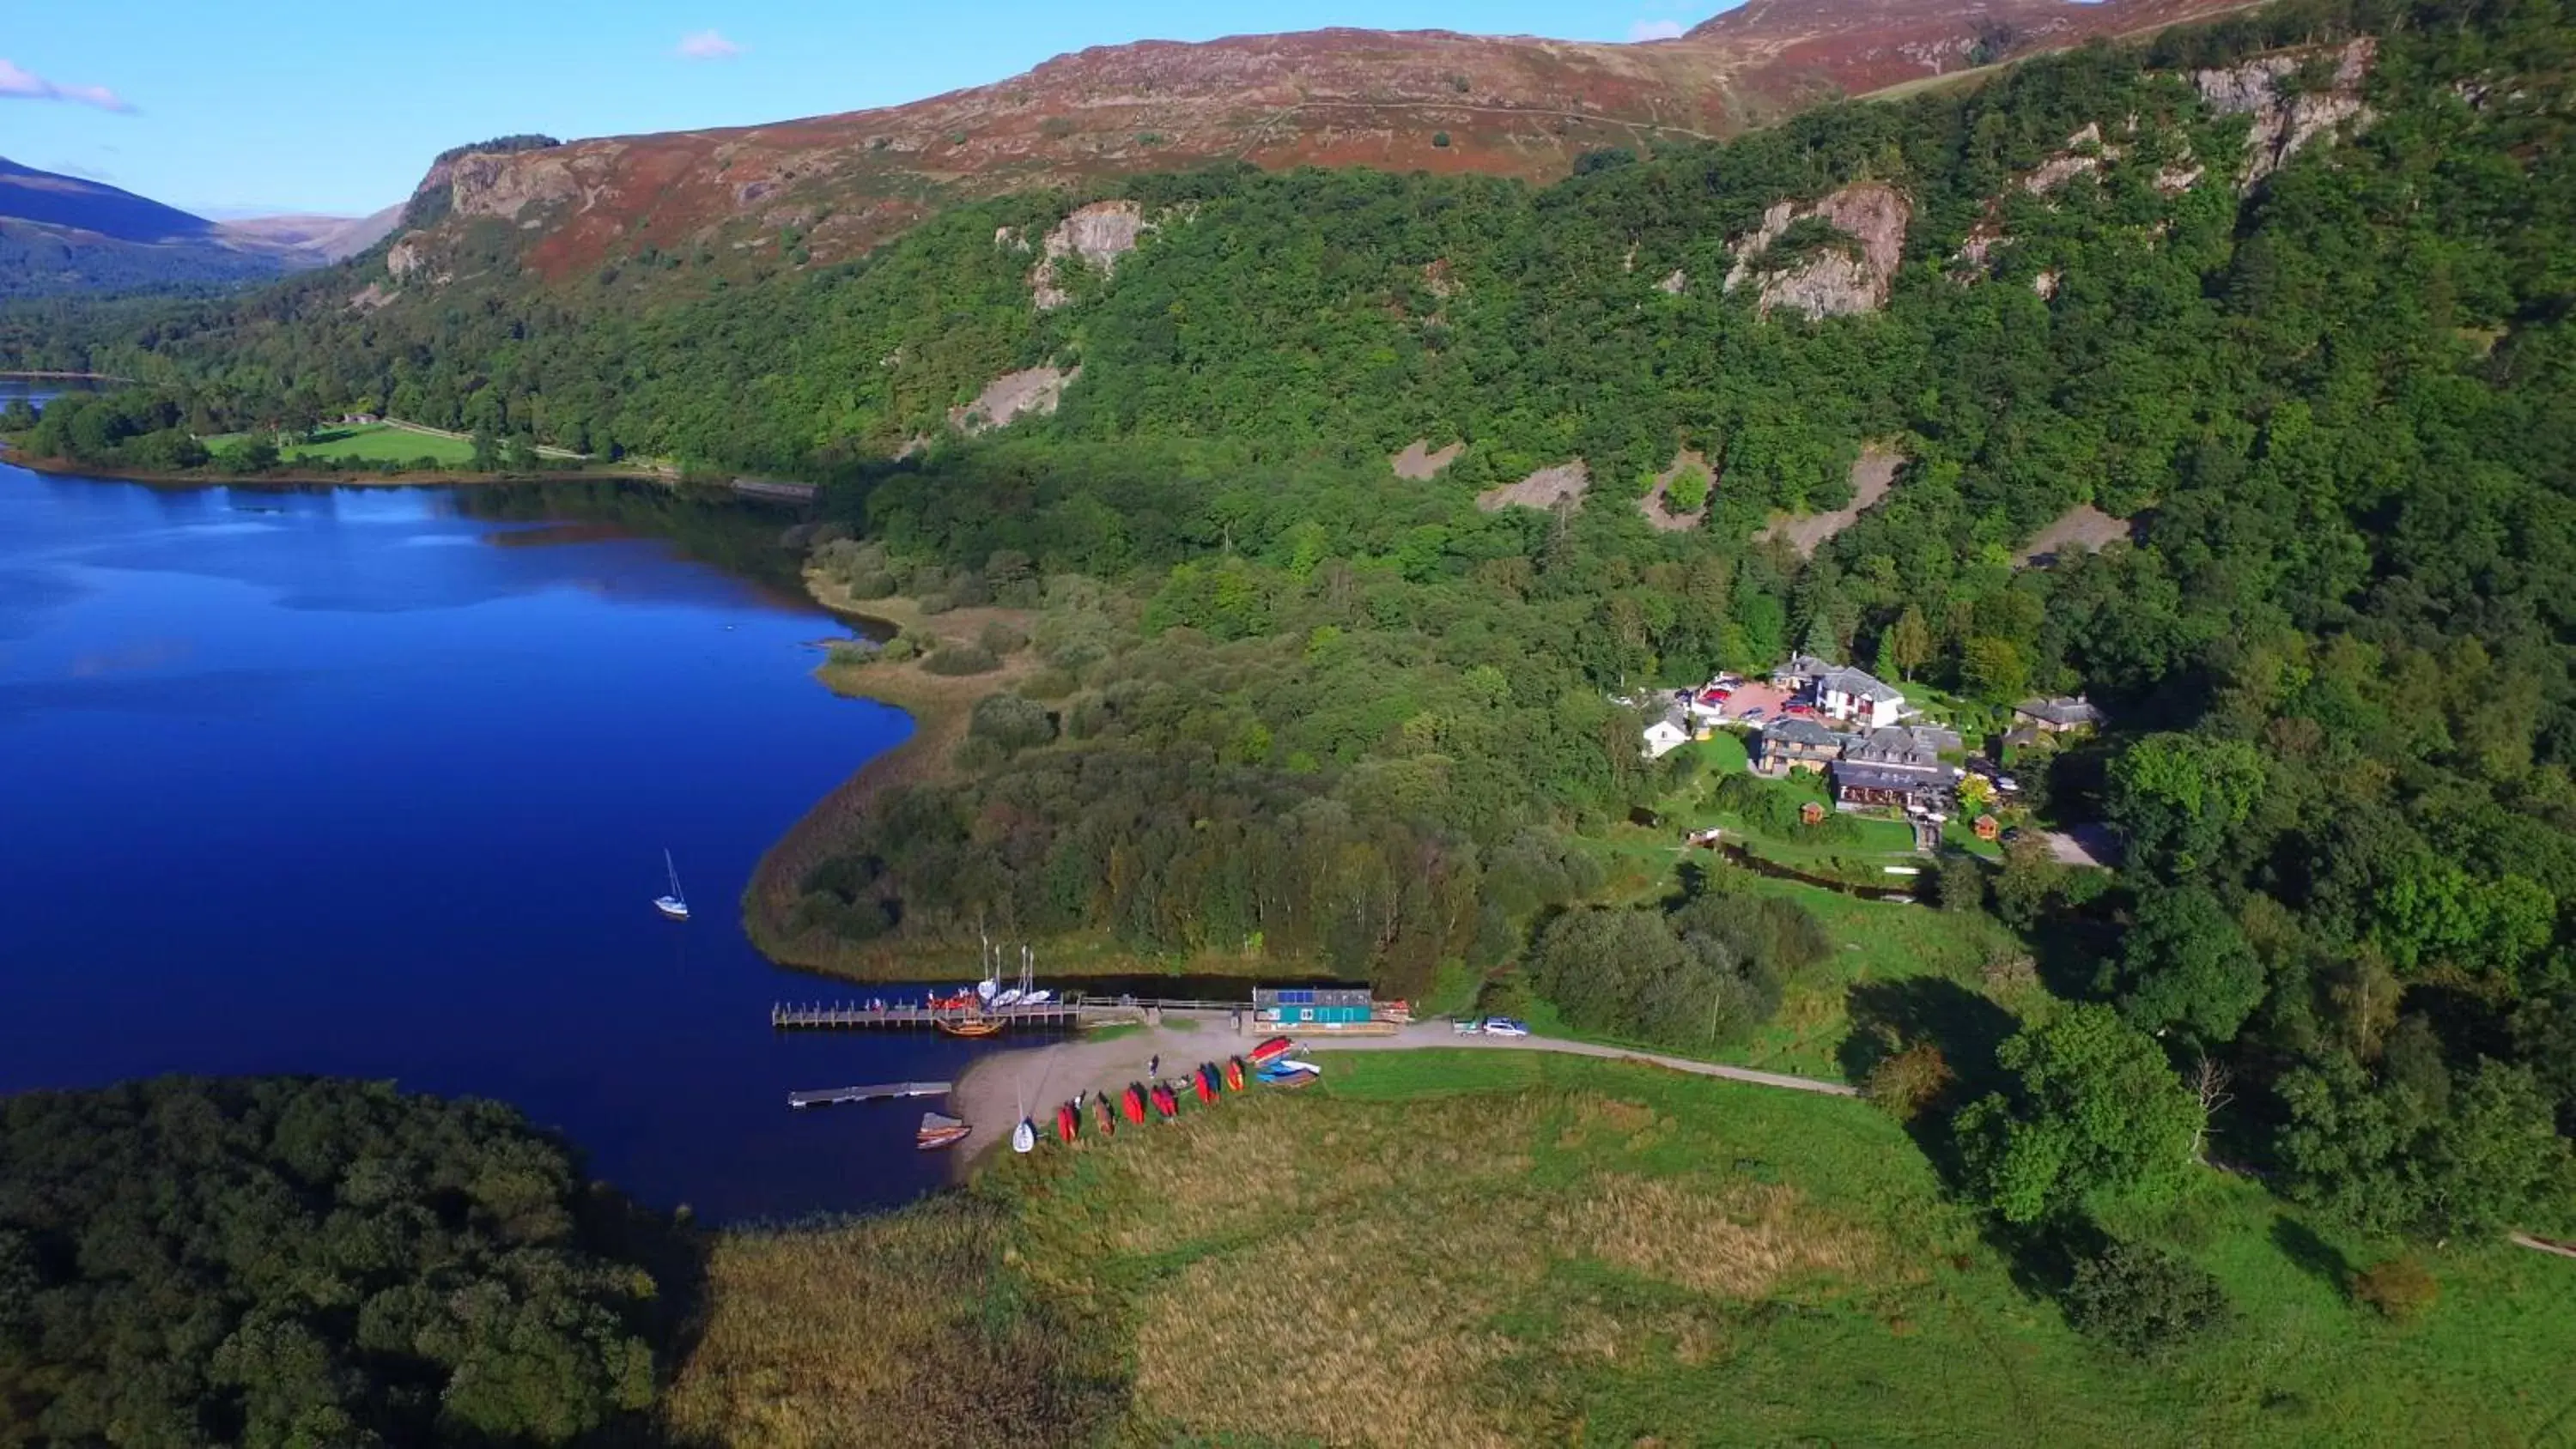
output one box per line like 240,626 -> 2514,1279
0,158 -> 285,297
375,0 -> 2256,279
216,205 -> 405,264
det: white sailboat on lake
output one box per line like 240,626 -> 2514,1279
653,850 -> 690,921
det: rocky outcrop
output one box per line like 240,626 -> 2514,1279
950,366 -> 1079,433
1031,200 -> 1146,309
1391,440 -> 1464,479
1657,269 -> 1688,295
1476,461 -> 1590,513
448,145 -> 607,221
2025,123 -> 2117,193
2194,38 -> 2377,188
1639,450 -> 1712,532
1723,182 -> 1911,320
386,236 -> 428,280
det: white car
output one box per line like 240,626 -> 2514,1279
1452,1020 -> 1482,1035
1479,1018 -> 1530,1037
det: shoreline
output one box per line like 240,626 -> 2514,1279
1,447 -> 648,490
738,571 -> 1038,975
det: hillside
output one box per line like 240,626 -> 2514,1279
0,158 -> 289,298
359,0 -> 2249,279
216,205 -> 404,264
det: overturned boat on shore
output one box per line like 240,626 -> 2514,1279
1249,1036 -> 1297,1065
1121,1084 -> 1148,1125
916,1112 -> 971,1150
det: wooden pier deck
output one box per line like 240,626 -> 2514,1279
787,1081 -> 952,1109
770,1000 -> 1086,1030
768,996 -> 1255,1032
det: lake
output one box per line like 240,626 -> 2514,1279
0,447 -> 1046,1221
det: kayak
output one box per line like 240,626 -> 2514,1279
1094,1094 -> 1117,1138
1056,1102 -> 1078,1143
1249,1036 -> 1297,1065
1122,1084 -> 1148,1125
1268,1070 -> 1318,1090
1224,1057 -> 1246,1091
1151,1084 -> 1179,1119
1191,1068 -> 1217,1105
1258,1059 -> 1322,1084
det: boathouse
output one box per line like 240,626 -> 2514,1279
1253,986 -> 1374,1028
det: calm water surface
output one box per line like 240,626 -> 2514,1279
0,453 -> 1030,1220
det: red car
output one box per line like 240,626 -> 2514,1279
1783,702 -> 1816,718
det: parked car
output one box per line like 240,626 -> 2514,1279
1453,1019 -> 1482,1034
1783,702 -> 1816,718
1741,707 -> 1766,721
1479,1018 -> 1530,1037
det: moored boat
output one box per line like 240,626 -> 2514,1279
937,1016 -> 1004,1038
653,849 -> 690,921
993,987 -> 1024,1009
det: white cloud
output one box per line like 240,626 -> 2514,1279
1627,18 -> 1687,40
674,29 -> 745,60
0,58 -> 135,112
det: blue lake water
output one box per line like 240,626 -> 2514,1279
0,451 -> 1032,1221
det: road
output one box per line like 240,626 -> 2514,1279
948,1016 -> 1855,1162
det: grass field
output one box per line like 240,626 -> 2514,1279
202,423 -> 479,467
667,1052 -> 2576,1447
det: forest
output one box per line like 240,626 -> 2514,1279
0,1077 -> 674,1447
3,0 -> 2572,1302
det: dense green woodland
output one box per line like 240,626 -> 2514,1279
0,1078 -> 671,1447
7,0 -> 2574,1288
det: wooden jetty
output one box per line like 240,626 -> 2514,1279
769,996 -> 1254,1033
770,999 -> 1085,1030
787,1081 -> 952,1109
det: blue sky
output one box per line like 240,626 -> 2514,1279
4,0 -> 1725,218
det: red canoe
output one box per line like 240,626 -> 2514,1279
1121,1085 -> 1148,1125
1151,1084 -> 1179,1119
1191,1069 -> 1217,1105
1249,1036 -> 1297,1065
1224,1058 -> 1247,1091
1094,1095 -> 1116,1138
1056,1102 -> 1078,1143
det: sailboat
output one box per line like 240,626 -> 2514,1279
653,850 -> 690,921
1012,1117 -> 1037,1154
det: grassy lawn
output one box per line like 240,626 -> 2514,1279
203,423 -> 479,467
670,1051 -> 2576,1446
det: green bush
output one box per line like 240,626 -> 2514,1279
969,692 -> 1057,754
921,640 -> 999,676
2063,1241 -> 2232,1360
979,620 -> 1030,656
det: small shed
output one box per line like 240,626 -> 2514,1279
1254,986 -> 1374,1028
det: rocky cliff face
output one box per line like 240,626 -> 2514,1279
372,0 -> 2253,283
1723,182 -> 1911,319
2196,38 -> 2379,187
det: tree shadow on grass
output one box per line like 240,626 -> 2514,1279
1838,976 -> 2020,1188
1839,976 -> 2020,1096
2269,1215 -> 2352,1302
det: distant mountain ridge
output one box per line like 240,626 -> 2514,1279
0,158 -> 398,298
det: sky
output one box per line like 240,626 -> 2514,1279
3,0 -> 1728,218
